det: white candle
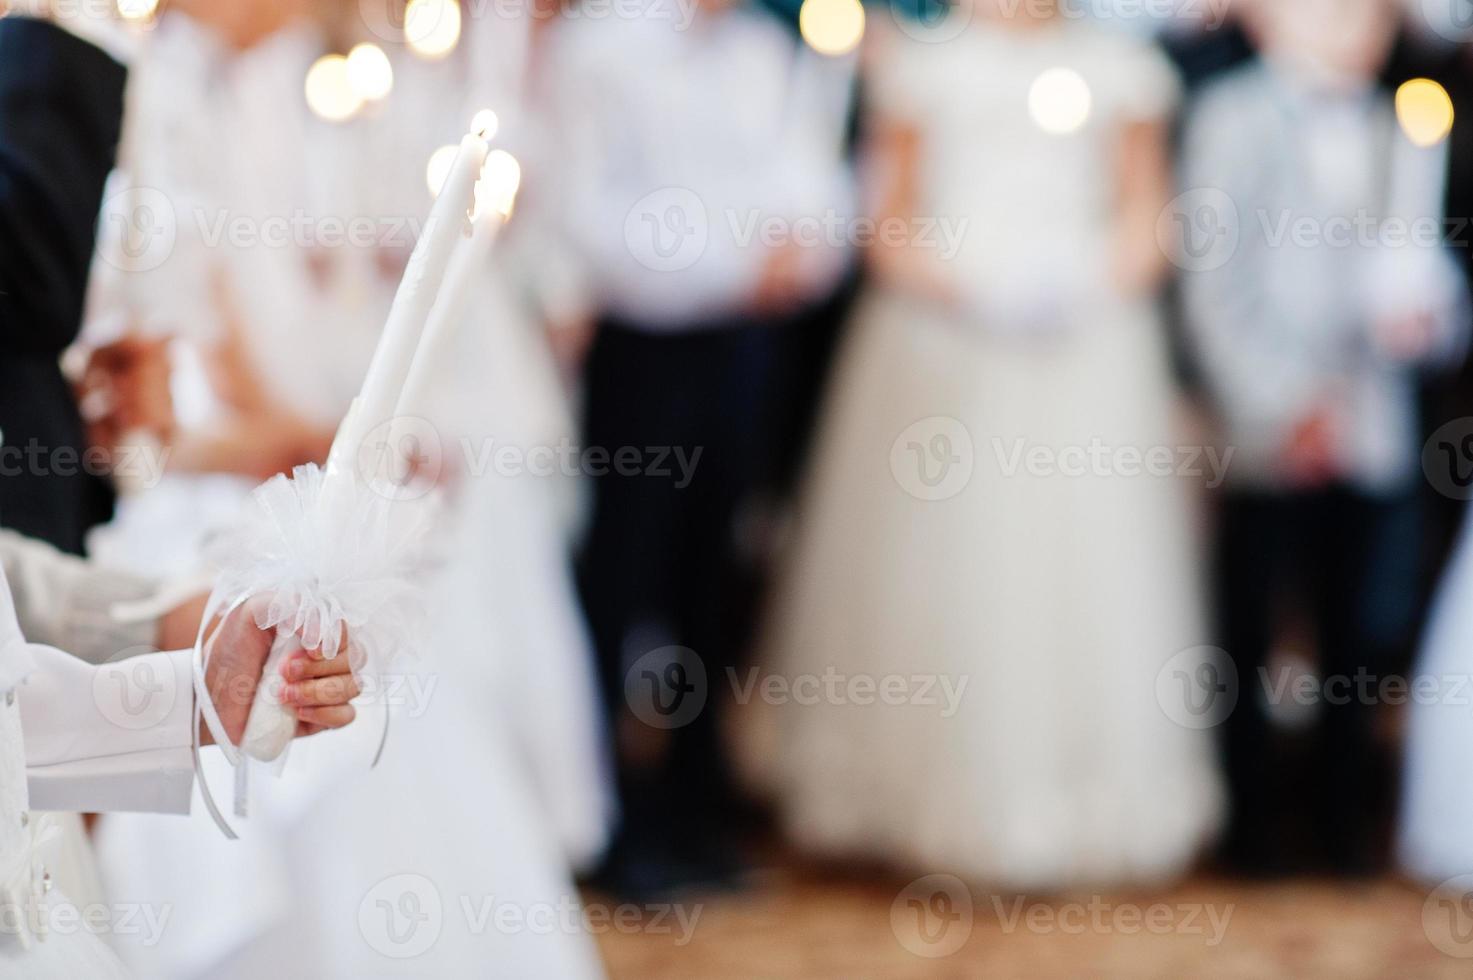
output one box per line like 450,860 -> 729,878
383,152 -> 522,478
326,131 -> 489,486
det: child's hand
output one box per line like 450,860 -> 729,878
199,596 -> 359,745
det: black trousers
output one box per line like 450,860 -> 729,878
1215,484 -> 1421,864
577,317 -> 779,843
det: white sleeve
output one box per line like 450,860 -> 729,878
20,645 -> 195,814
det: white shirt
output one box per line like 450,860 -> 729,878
541,0 -> 856,328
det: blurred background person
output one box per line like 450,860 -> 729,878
79,2 -> 608,975
0,0 -> 130,554
744,0 -> 1222,889
541,0 -> 856,898
1180,0 -> 1469,876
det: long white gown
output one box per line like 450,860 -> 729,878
1399,510 -> 1473,882
744,20 -> 1223,888
84,14 -> 608,977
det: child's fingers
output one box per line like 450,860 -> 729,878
281,651 -> 353,681
296,704 -> 356,729
280,675 -> 361,708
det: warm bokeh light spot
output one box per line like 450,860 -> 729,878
479,149 -> 523,218
116,0 -> 159,23
425,144 -> 459,198
798,0 -> 866,58
305,54 -> 363,123
405,0 -> 462,60
346,43 -> 394,102
1396,78 -> 1455,148
1028,67 -> 1092,136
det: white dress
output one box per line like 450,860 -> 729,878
1399,511 -> 1473,881
744,20 -> 1223,888
86,15 -> 608,977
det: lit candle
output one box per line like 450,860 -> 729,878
325,128 -> 489,488
395,150 -> 521,421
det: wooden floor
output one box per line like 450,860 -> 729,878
593,859 -> 1473,979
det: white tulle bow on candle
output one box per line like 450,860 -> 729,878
190,116 -> 515,838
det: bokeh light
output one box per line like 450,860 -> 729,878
304,54 -> 364,123
480,149 -> 523,218
405,0 -> 462,60
1396,78 -> 1455,149
798,0 -> 866,58
346,43 -> 394,102
116,0 -> 159,23
1028,67 -> 1092,136
425,144 -> 459,198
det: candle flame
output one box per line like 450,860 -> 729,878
471,109 -> 500,141
798,0 -> 865,58
1396,78 -> 1455,149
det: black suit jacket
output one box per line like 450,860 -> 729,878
0,18 -> 126,553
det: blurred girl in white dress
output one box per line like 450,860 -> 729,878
747,2 -> 1222,888
82,6 -> 607,976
